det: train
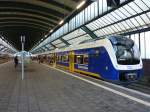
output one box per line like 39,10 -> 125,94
40,35 -> 143,84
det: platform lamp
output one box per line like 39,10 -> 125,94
21,35 -> 25,80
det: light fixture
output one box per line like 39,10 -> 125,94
59,20 -> 64,25
44,35 -> 47,37
49,29 -> 53,33
76,0 -> 86,9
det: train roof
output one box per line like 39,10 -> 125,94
53,38 -> 110,53
39,35 -> 131,55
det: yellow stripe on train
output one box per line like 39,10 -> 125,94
56,64 -> 100,78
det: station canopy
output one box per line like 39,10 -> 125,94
0,0 -> 149,54
31,0 -> 150,54
0,0 -> 93,51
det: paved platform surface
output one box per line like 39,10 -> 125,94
0,62 -> 149,112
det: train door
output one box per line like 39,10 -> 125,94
69,51 -> 74,72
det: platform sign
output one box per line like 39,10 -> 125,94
21,36 -> 25,80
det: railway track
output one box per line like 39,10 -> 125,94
127,82 -> 150,94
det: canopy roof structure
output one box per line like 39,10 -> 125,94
0,36 -> 17,54
32,0 -> 150,54
0,0 -> 93,51
0,0 -> 150,54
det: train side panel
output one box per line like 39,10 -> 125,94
88,47 -> 119,81
73,47 -> 119,81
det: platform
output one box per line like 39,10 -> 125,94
0,62 -> 149,112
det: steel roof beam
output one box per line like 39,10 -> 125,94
59,38 -> 70,45
0,24 -> 49,32
0,1 -> 66,17
50,43 -> 57,48
0,7 -> 60,22
81,26 -> 98,39
0,17 -> 55,28
0,21 -> 50,30
38,0 -> 73,11
0,11 -> 58,25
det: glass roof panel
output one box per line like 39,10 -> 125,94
108,13 -> 118,22
98,17 -> 108,26
101,27 -> 110,35
94,30 -> 105,37
135,16 -> 146,26
128,2 -> 142,13
117,23 -> 126,31
119,7 -> 131,17
142,0 -> 150,8
68,34 -> 91,45
125,19 -> 135,28
113,24 -> 122,31
140,14 -> 150,24
110,12 -> 122,20
86,22 -> 99,31
114,9 -> 127,19
134,0 -> 149,11
45,44 -> 51,48
93,22 -> 101,30
120,21 -> 131,29
130,18 -> 140,27
95,19 -> 104,27
110,25 -> 119,32
107,26 -> 115,34
62,28 -> 86,40
55,43 -> 66,48
123,5 -> 137,15
103,15 -> 114,24
51,39 -> 62,45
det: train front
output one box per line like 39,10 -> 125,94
108,36 -> 143,83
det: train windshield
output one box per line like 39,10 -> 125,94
109,36 -> 140,65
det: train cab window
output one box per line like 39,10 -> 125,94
76,55 -> 84,64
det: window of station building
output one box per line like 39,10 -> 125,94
145,31 -> 150,59
128,31 -> 150,59
140,32 -> 146,59
131,34 -> 140,50
134,34 -> 140,50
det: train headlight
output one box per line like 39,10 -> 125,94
126,73 -> 137,80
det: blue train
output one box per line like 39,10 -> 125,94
43,35 -> 143,83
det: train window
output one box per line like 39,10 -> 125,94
56,56 -> 59,61
83,54 -> 89,64
74,55 -> 77,63
76,55 -> 84,64
58,55 -> 62,62
62,55 -> 69,62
